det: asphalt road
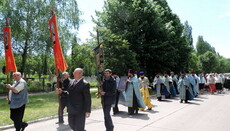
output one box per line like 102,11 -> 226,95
3,90 -> 230,131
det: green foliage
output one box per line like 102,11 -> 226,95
0,0 -> 80,76
69,44 -> 96,76
199,51 -> 219,73
188,50 -> 200,72
183,21 -> 193,46
0,0 -> 5,11
27,80 -> 43,92
94,0 -> 192,76
196,36 -> 216,55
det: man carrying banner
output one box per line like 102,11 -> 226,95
56,72 -> 70,124
101,69 -> 116,131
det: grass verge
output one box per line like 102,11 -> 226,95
0,90 -> 101,127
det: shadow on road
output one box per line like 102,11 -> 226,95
186,102 -> 200,105
56,124 -> 71,131
112,111 -> 150,120
197,96 -> 208,99
159,99 -> 173,102
192,99 -> 204,102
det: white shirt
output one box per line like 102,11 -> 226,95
215,76 -> 222,83
9,80 -> 25,101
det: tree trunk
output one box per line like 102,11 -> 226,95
20,40 -> 28,76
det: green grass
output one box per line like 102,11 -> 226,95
0,90 -> 101,127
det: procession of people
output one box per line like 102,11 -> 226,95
5,67 -> 230,131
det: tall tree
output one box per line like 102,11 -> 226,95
199,51 -> 219,73
95,0 -> 192,76
1,0 -> 80,75
196,36 -> 216,55
183,21 -> 193,46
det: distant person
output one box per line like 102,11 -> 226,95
170,72 -> 179,94
57,68 -> 91,131
198,73 -> 206,95
56,72 -> 70,124
178,72 -> 194,103
138,71 -> 153,111
215,74 -> 223,94
101,69 -> 116,131
153,73 -> 164,101
112,72 -> 120,115
6,72 -> 29,131
162,72 -> 172,98
207,74 -> 216,94
126,69 -> 145,115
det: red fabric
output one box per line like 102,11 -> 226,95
3,27 -> 17,74
48,14 -> 68,75
209,84 -> 216,93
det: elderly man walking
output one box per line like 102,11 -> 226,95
6,72 -> 29,131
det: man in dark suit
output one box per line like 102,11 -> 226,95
101,69 -> 116,131
57,68 -> 91,131
57,72 -> 70,124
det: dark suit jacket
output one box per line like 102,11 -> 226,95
102,76 -> 116,105
67,78 -> 91,115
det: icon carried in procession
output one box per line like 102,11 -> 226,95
94,44 -> 104,75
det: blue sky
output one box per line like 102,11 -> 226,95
77,0 -> 230,58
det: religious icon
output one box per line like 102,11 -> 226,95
51,23 -> 56,45
4,32 -> 9,50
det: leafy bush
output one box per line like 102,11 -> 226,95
27,80 -> 43,92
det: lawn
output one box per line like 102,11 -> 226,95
0,90 -> 101,127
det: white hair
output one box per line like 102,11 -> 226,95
13,72 -> 21,76
62,72 -> 69,76
74,68 -> 84,74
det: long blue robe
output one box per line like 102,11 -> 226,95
170,84 -> 177,97
178,77 -> 194,100
125,77 -> 145,108
188,75 -> 197,96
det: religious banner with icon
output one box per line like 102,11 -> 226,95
3,26 -> 17,74
94,44 -> 104,76
48,13 -> 68,75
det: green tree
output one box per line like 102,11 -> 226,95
70,44 -> 96,76
1,0 -> 80,76
0,0 -> 5,11
199,51 -> 219,73
196,36 -> 216,55
188,50 -> 200,72
95,0 -> 192,76
183,21 -> 193,46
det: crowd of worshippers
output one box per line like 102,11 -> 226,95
111,70 -> 230,116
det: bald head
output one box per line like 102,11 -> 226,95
13,72 -> 22,81
73,68 -> 84,80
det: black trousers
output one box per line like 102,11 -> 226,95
103,104 -> 114,131
58,97 -> 68,122
10,104 -> 27,131
113,90 -> 120,113
68,113 -> 86,131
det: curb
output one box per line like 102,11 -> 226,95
0,114 -> 68,130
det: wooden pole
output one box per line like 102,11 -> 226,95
5,17 -> 10,103
96,28 -> 104,107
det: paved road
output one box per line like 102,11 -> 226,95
3,90 -> 230,131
